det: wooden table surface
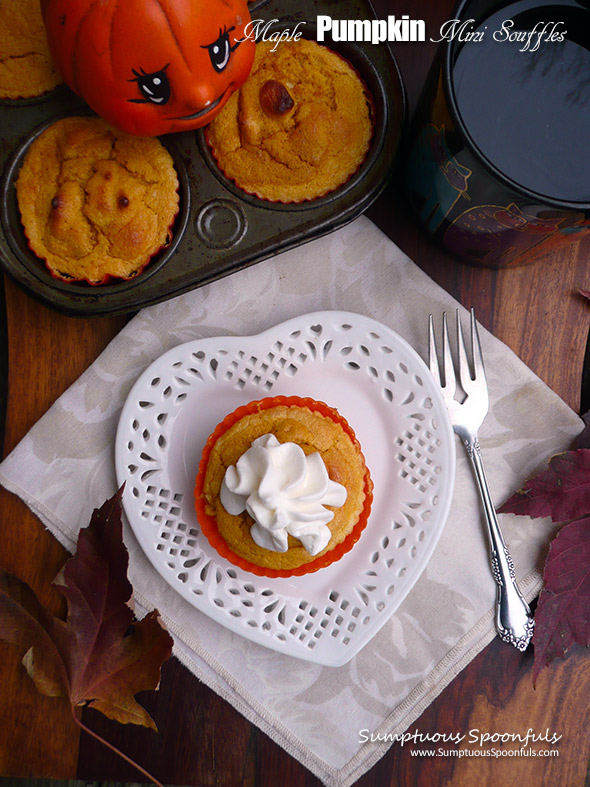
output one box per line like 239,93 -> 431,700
2,1 -> 590,784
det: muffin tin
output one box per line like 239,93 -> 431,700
0,0 -> 405,317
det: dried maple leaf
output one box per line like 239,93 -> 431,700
0,489 -> 173,784
56,490 -> 173,729
0,570 -> 69,699
498,429 -> 590,679
498,449 -> 590,523
532,517 -> 590,681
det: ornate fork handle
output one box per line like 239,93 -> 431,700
462,433 -> 535,651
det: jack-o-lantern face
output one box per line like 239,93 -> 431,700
41,0 -> 256,136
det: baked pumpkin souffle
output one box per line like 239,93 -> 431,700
0,0 -> 61,99
16,116 -> 179,284
206,39 -> 374,203
195,397 -> 373,577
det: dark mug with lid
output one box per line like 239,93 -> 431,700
404,0 -> 590,268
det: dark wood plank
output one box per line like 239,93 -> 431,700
0,278 -> 126,777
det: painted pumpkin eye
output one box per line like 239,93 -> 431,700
129,65 -> 171,104
203,27 -> 238,73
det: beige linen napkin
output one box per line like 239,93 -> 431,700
0,216 -> 581,786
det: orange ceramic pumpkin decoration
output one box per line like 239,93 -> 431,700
41,0 -> 256,136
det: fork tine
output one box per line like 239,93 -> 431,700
428,314 -> 441,385
470,307 -> 486,381
456,309 -> 473,391
442,312 -> 456,392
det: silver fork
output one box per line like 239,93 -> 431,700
428,309 -> 534,651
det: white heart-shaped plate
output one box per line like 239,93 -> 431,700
115,311 -> 455,666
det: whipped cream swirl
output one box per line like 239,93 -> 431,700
220,433 -> 347,555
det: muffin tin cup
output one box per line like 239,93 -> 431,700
0,0 -> 405,316
2,114 -> 191,291
203,24 -> 378,206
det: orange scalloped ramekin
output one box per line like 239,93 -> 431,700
194,396 -> 373,578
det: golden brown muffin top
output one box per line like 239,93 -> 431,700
207,39 -> 373,203
16,116 -> 179,284
0,0 -> 61,99
202,404 -> 368,571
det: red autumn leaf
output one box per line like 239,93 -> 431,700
58,489 -> 173,727
498,448 -> 590,523
499,416 -> 590,679
0,489 -> 173,729
532,516 -> 590,681
0,570 -> 69,699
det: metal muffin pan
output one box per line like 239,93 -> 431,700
0,0 -> 405,317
